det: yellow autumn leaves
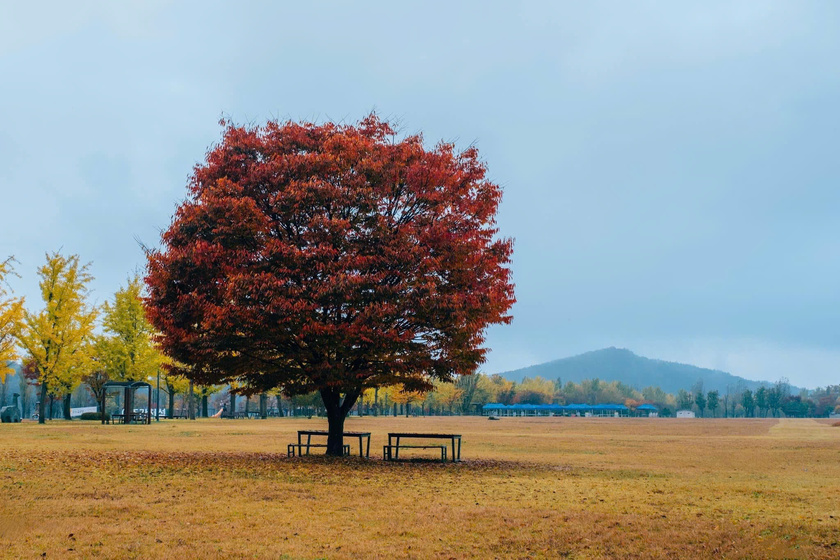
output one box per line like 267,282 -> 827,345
96,276 -> 164,383
0,257 -> 24,381
2,252 -> 172,419
15,254 -> 99,403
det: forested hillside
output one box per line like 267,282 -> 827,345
500,347 -> 781,394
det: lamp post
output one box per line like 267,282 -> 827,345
156,369 -> 161,422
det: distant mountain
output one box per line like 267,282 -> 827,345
498,348 -> 781,394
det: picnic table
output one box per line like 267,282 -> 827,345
289,430 -> 372,458
108,412 -> 150,424
385,433 -> 462,462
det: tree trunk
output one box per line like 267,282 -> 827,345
276,394 -> 284,417
167,390 -> 174,418
230,392 -> 237,417
188,381 -> 196,420
259,393 -> 267,419
38,383 -> 47,424
201,395 -> 208,418
124,388 -> 133,421
21,384 -> 29,419
63,394 -> 71,420
320,388 -> 361,456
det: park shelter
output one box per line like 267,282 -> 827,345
635,404 -> 659,417
482,403 -> 630,417
100,381 -> 152,424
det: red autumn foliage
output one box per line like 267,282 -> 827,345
145,115 -> 514,453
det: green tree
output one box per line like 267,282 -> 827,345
780,395 -> 809,418
767,386 -> 782,418
641,385 -> 676,411
694,391 -> 707,417
741,389 -> 755,417
706,390 -> 719,418
755,386 -> 768,417
16,253 -> 98,423
676,389 -> 693,411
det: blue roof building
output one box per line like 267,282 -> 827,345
482,403 -> 632,417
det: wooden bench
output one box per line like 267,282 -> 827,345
385,433 -> 462,462
383,444 -> 447,461
287,443 -> 350,457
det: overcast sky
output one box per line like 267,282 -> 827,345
2,1 -> 838,388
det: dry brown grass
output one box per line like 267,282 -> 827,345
1,416 -> 838,559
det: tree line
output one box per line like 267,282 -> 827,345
0,253 -> 179,422
2,251 -> 837,422
277,374 -> 840,419
2,250 -> 509,422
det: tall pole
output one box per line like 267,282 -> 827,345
156,369 -> 161,422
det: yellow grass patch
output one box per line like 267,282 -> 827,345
1,417 -> 838,559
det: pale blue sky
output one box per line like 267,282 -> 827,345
2,1 -> 838,387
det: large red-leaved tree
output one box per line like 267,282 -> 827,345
145,115 -> 515,455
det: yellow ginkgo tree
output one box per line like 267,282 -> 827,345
97,275 -> 164,382
161,367 -> 189,418
16,253 -> 98,423
387,384 -> 427,416
0,257 -> 24,382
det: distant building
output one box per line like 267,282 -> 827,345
635,403 -> 659,417
481,403 -> 630,417
676,410 -> 695,418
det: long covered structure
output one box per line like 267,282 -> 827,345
482,403 -> 637,417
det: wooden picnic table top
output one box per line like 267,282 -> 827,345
388,432 -> 461,438
298,430 -> 372,436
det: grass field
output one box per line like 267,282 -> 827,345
1,416 -> 838,559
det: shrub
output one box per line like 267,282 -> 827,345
79,412 -> 109,421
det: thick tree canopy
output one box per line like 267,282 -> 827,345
97,276 -> 164,382
146,115 -> 514,448
0,257 -> 24,381
16,253 -> 98,423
